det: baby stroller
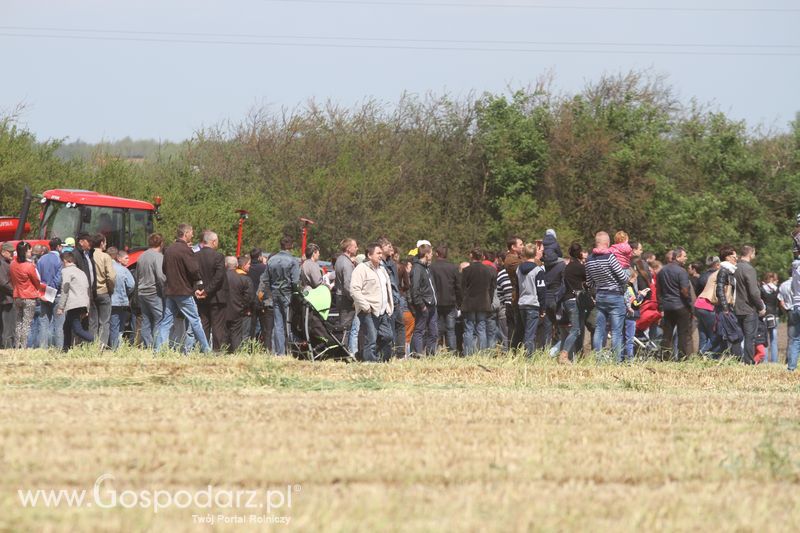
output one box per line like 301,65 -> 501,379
290,285 -> 354,362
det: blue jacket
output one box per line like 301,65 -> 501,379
37,251 -> 63,292
259,251 -> 300,300
111,262 -> 136,307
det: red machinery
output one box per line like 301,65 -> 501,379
0,217 -> 30,242
299,217 -> 315,258
235,209 -> 249,257
1,188 -> 160,266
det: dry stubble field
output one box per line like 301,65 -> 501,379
1,347 -> 799,532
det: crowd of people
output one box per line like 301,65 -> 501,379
1,222 -> 799,371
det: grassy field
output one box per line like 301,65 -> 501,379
1,347 -> 799,532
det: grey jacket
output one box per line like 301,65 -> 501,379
258,251 -> 300,300
733,260 -> 765,316
59,263 -> 91,312
334,254 -> 356,302
517,262 -> 546,308
136,248 -> 166,297
301,259 -> 323,289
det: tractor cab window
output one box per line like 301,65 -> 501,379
127,209 -> 152,250
40,201 -> 81,240
82,207 -> 125,249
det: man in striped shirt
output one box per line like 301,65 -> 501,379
585,231 -> 629,361
496,252 -> 514,349
503,236 -> 525,350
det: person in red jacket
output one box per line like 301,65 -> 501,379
9,241 -> 44,348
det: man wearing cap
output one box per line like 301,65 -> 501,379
62,237 -> 76,253
73,232 -> 97,307
36,237 -> 65,349
0,242 -> 15,347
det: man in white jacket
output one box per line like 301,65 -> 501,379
350,242 -> 394,362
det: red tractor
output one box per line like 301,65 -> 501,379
2,187 -> 160,266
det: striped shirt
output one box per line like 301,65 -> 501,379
585,251 -> 628,293
496,268 -> 513,305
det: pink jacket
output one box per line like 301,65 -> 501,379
609,242 -> 632,269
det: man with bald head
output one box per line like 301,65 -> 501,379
196,230 -> 229,351
585,231 -> 629,361
225,255 -> 253,353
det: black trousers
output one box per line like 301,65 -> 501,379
226,317 -> 244,353
734,313 -> 759,365
338,296 -> 356,347
661,307 -> 693,360
508,303 -> 524,351
198,303 -> 227,351
245,306 -> 273,350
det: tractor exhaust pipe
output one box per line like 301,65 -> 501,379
13,186 -> 32,241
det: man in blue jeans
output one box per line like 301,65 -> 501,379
786,258 -> 800,371
585,232 -> 629,361
460,248 -> 497,355
36,237 -> 65,349
154,224 -> 210,354
350,243 -> 394,362
517,242 -> 546,356
429,244 -> 460,352
258,235 -> 300,355
410,243 -> 438,355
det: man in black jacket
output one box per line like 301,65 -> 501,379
733,245 -> 766,365
225,255 -> 253,352
429,244 -> 460,351
410,244 -> 438,355
154,223 -> 210,353
657,247 -> 693,360
246,248 -> 273,350
0,242 -> 14,348
542,251 -> 566,350
460,248 -> 497,355
196,231 -> 229,351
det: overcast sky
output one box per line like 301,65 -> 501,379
2,0 -> 798,142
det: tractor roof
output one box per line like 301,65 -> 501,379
44,189 -> 154,211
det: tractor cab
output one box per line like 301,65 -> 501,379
37,190 -> 157,260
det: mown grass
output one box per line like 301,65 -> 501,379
1,346 -> 799,531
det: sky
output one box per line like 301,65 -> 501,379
2,0 -> 798,142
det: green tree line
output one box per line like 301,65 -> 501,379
1,71 -> 798,274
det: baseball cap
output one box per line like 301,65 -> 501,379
64,237 -> 76,247
416,239 -> 431,248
